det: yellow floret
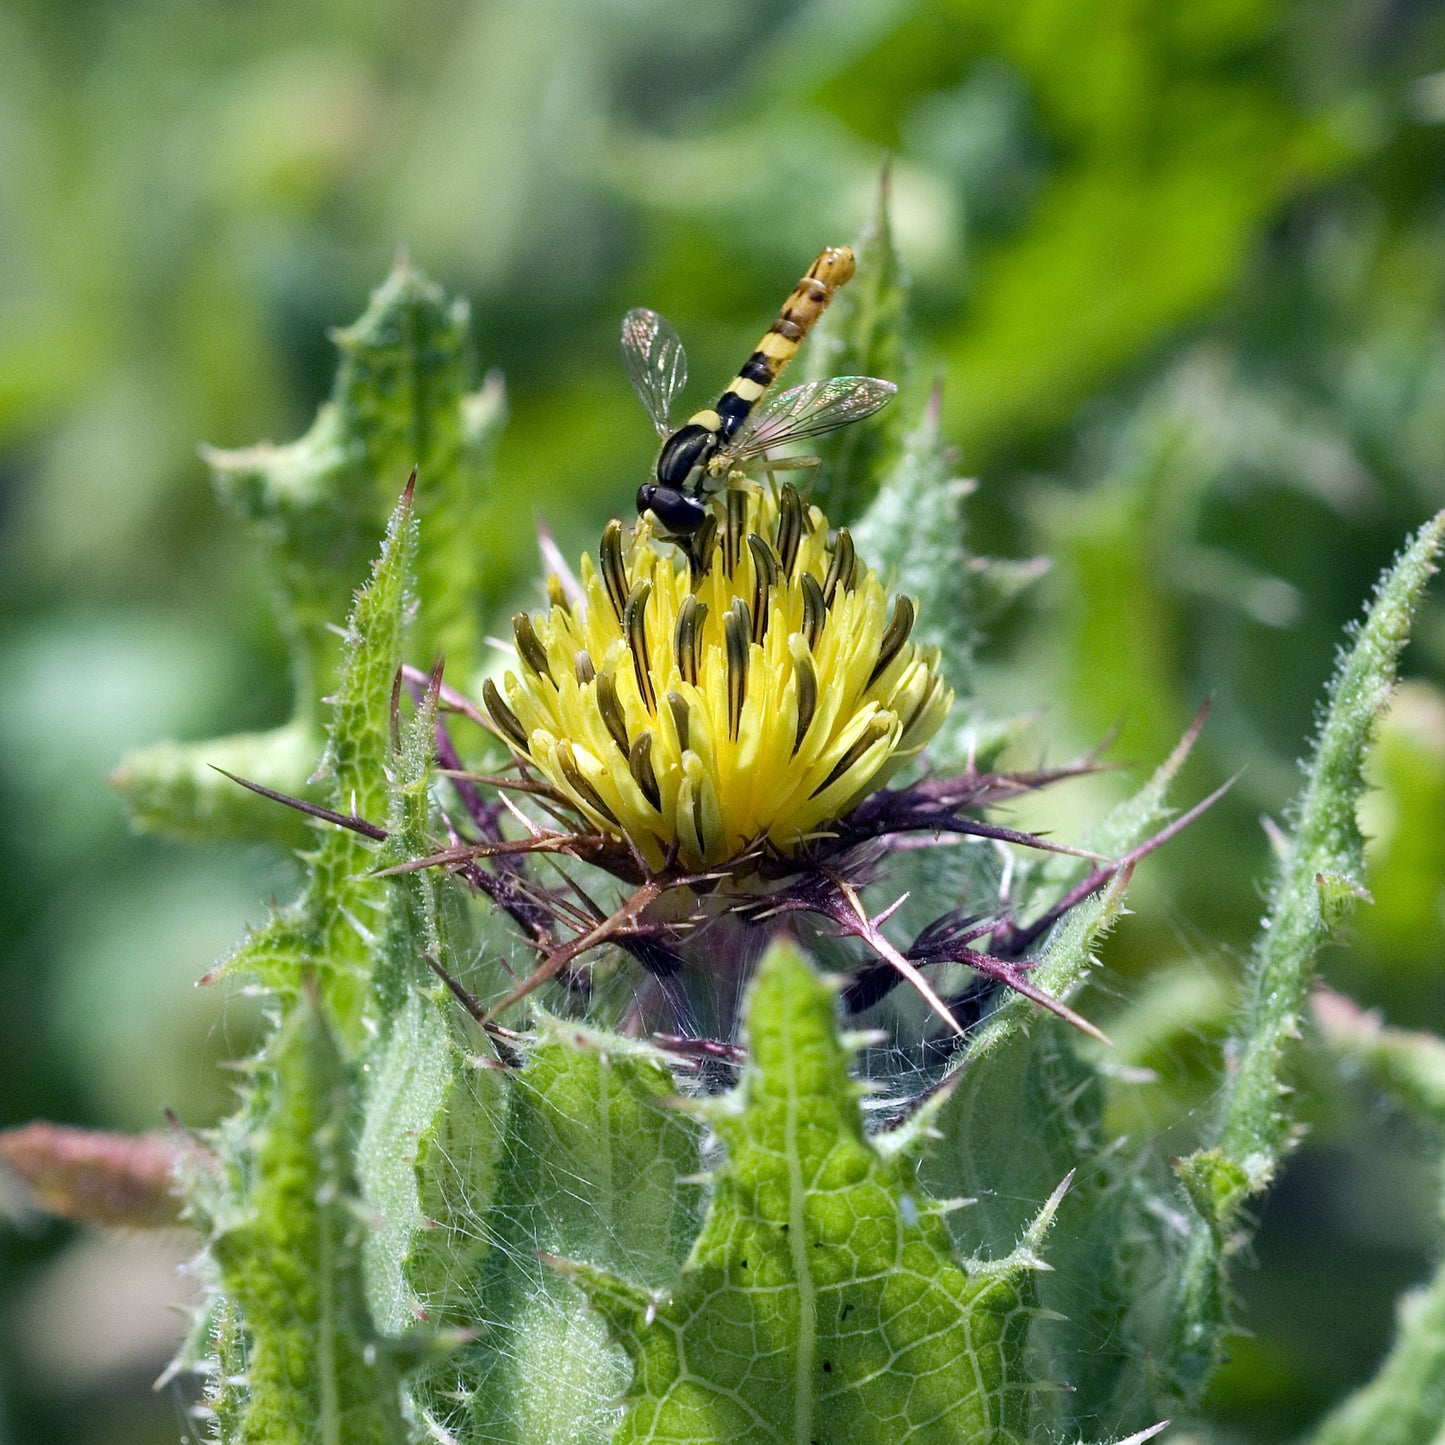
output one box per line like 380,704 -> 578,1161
488,484 -> 953,873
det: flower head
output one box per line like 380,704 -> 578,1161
484,483 -> 952,873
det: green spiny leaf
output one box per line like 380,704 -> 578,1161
318,477 -> 418,823
925,1025 -> 1178,1439
1171,510 -> 1445,1400
357,987 -> 505,1338
209,993 -> 406,1445
921,715 -> 1212,1436
852,391 -> 976,734
217,482 -> 417,1036
113,261 -> 505,844
961,708 -> 1208,1069
425,1021 -> 702,1445
1172,1149 -> 1252,1232
803,175 -> 910,524
208,1295 -> 250,1445
214,261 -> 499,693
359,665 -> 507,1338
575,940 -> 1040,1445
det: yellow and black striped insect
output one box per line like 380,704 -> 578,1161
623,246 -> 897,534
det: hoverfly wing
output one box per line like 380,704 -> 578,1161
621,307 -> 688,438
729,376 -> 898,462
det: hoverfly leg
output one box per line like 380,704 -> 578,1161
756,453 -> 820,473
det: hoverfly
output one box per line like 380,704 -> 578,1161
622,246 -> 897,534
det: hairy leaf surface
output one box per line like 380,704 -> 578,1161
576,941 -> 1043,1445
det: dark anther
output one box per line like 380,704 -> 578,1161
594,669 -> 630,754
901,668 -> 943,737
483,679 -> 529,751
801,572 -> 827,650
512,612 -> 553,683
666,690 -> 690,754
724,599 -> 751,741
556,740 -> 620,825
868,594 -> 915,686
793,652 -> 817,755
623,580 -> 655,714
723,488 -> 748,575
687,513 -> 718,586
599,519 -> 629,623
822,528 -> 856,607
747,533 -> 780,644
776,483 -> 804,576
674,594 -> 707,686
810,718 -> 889,799
629,732 -> 661,809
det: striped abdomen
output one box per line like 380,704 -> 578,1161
654,246 -> 856,489
710,245 -> 856,443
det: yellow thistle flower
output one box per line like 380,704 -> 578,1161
484,483 -> 953,873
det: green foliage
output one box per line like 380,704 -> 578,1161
112,263 -> 504,847
356,987 -> 499,1335
442,1025 -> 704,1445
9,13 -> 1445,1426
803,180 -> 912,524
211,477 -> 419,1040
1172,511 -> 1445,1397
922,721 -> 1212,1438
209,994 -> 407,1445
355,674 -> 505,1337
1307,1272 -> 1445,1445
210,263 -> 504,689
128,224 -> 1444,1445
923,0 -> 1355,461
1305,1004 -> 1445,1445
1317,997 -> 1445,1128
853,400 -> 978,734
1306,999 -> 1445,1445
173,473 -> 446,1445
959,715 -> 1210,1070
573,941 -> 1046,1445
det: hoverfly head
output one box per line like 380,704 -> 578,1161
637,482 -> 708,534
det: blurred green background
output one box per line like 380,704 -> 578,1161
3,0 -> 1445,1441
